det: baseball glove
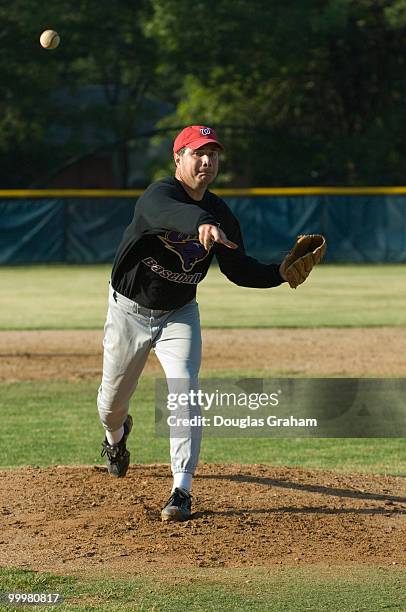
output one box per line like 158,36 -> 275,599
280,234 -> 326,289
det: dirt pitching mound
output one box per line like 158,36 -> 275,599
1,464 -> 404,576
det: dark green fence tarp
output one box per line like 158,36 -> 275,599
0,199 -> 65,263
228,196 -> 323,261
1,195 -> 405,264
65,199 -> 134,263
323,196 -> 406,263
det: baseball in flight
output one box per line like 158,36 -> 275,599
40,30 -> 60,50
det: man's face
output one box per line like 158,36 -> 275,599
175,144 -> 220,191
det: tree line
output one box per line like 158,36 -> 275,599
1,0 -> 405,188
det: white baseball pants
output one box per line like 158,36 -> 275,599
97,283 -> 202,475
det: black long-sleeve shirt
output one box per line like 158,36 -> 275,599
111,176 -> 284,309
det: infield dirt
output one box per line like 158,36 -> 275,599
1,327 -> 406,381
1,464 -> 405,576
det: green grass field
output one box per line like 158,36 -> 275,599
1,264 -> 405,610
0,264 -> 405,329
0,377 -> 404,475
1,566 -> 405,611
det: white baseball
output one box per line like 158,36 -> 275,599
40,30 -> 60,50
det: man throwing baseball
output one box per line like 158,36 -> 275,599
97,125 -> 325,522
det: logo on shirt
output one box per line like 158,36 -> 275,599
142,257 -> 202,285
158,231 -> 211,272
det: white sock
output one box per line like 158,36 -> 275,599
106,426 -> 124,445
172,472 -> 193,493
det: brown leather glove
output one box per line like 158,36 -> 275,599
280,234 -> 327,289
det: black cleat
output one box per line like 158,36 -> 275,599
101,415 -> 133,478
161,487 -> 192,522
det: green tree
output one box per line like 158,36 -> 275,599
148,0 -> 406,186
0,0 -> 158,187
0,2 -> 61,186
52,0 -> 158,187
1,1 -> 404,187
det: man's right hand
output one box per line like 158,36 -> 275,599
198,224 -> 238,252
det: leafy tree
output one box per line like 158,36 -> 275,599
0,2 -> 62,186
0,0 -> 158,187
52,0 -> 158,187
0,0 -> 404,187
148,0 -> 406,186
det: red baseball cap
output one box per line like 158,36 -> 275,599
173,125 -> 224,154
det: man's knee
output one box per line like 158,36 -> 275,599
97,384 -> 129,431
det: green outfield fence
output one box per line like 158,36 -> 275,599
1,187 -> 405,264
